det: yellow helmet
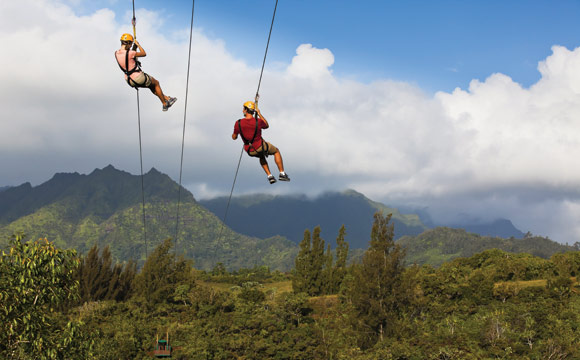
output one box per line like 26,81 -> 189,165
120,33 -> 134,42
243,101 -> 255,111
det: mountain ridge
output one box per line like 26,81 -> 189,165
398,226 -> 574,266
1,166 -> 570,271
452,218 -> 525,238
199,191 -> 527,247
199,189 -> 429,249
0,165 -> 296,270
0,165 -> 193,225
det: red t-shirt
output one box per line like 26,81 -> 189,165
234,117 -> 267,151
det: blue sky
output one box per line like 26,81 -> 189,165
2,0 -> 580,244
87,0 -> 580,92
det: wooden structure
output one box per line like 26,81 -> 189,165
153,332 -> 172,358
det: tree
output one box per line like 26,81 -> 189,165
133,238 -> 195,304
0,234 -> 93,359
107,259 -> 136,301
294,225 -> 351,296
293,229 -> 312,294
77,245 -> 136,303
331,225 -> 349,293
322,244 -> 334,294
350,212 -> 406,347
310,226 -> 326,295
211,262 -> 227,276
292,227 -> 327,296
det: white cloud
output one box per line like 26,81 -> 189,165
286,43 -> 334,79
435,46 -> 580,190
1,0 -> 579,244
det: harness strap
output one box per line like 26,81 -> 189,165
115,49 -> 142,87
238,117 -> 267,157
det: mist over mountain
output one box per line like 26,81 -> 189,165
451,218 -> 526,238
199,191 -> 528,248
200,190 -> 428,249
393,204 -> 527,238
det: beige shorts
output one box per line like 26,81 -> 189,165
249,141 -> 278,157
129,72 -> 152,88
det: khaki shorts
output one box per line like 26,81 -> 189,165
249,141 -> 278,157
129,72 -> 152,88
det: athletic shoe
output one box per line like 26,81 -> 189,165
268,175 -> 277,184
163,97 -> 177,111
278,173 -> 290,181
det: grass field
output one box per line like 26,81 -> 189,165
200,280 -> 293,294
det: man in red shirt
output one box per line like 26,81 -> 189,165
115,33 -> 176,111
232,101 -> 290,184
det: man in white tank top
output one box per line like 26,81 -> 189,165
115,33 -> 177,112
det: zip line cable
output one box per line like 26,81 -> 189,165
129,0 -> 195,261
255,0 -> 279,101
131,0 -> 136,38
129,0 -> 277,265
136,89 -> 148,260
131,0 -> 148,261
215,0 -> 279,249
174,0 -> 195,255
220,148 -> 244,234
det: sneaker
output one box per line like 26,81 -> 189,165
162,97 -> 177,111
278,173 -> 290,181
268,175 -> 277,184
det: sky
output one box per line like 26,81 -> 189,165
1,0 -> 580,244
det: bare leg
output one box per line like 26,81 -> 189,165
148,76 -> 169,105
273,151 -> 285,173
259,157 -> 272,176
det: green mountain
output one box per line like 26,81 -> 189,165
398,227 -> 575,266
0,165 -> 297,270
446,218 -> 525,238
199,189 -> 428,249
2,166 -> 570,271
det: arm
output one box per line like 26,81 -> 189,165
232,122 -> 239,140
133,40 -> 147,57
256,107 -> 269,129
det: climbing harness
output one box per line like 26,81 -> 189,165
237,117 -> 259,154
236,117 -> 270,157
115,47 -> 148,88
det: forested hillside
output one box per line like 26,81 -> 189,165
456,218 -> 525,238
200,189 -> 427,248
0,166 -> 296,270
2,213 -> 579,359
398,227 -> 576,266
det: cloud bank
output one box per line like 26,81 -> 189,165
1,0 -> 579,243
